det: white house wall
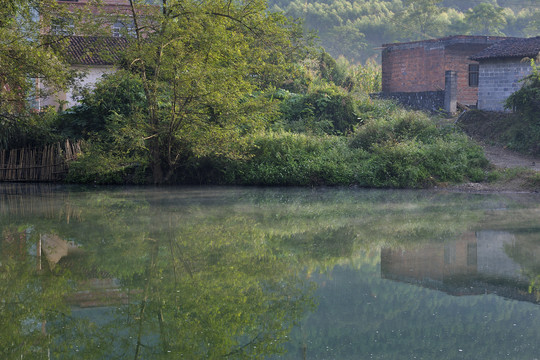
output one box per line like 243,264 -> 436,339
39,65 -> 116,111
67,65 -> 116,108
477,59 -> 532,111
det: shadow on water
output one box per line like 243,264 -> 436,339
1,184 -> 539,359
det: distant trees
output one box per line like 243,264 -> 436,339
465,3 -> 507,35
392,0 -> 448,41
268,0 -> 540,63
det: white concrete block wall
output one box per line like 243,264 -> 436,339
477,59 -> 532,111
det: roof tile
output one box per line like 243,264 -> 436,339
471,36 -> 540,61
62,36 -> 131,65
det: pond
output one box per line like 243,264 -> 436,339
1,184 -> 539,359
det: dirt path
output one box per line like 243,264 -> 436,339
444,141 -> 540,193
445,111 -> 540,192
480,142 -> 540,171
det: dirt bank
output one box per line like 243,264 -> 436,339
447,111 -> 540,193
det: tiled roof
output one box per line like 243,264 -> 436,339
382,35 -> 509,48
470,36 -> 540,61
59,36 -> 131,65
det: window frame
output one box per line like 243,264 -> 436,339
469,64 -> 479,87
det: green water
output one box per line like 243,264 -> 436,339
1,184 -> 539,359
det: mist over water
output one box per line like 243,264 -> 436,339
1,184 -> 539,359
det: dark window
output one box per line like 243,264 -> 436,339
467,243 -> 477,266
51,17 -> 74,35
112,20 -> 135,38
469,64 -> 479,87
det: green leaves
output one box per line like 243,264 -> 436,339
119,0 -> 307,182
465,3 -> 507,36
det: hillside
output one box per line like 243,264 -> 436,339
268,0 -> 540,63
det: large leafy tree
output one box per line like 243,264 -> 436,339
124,0 -> 306,183
0,0 -> 74,122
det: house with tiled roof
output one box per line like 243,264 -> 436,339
38,0 -> 149,110
470,36 -> 540,111
379,35 -> 510,112
39,36 -> 130,110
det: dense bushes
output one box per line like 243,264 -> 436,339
278,85 -> 360,134
503,58 -> 540,155
178,100 -> 489,188
4,48 -> 485,187
349,109 -> 438,150
55,71 -> 147,139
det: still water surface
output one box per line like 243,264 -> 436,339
1,184 -> 539,359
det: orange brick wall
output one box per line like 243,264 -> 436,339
443,44 -> 490,106
382,46 -> 445,93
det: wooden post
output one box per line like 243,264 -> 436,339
37,234 -> 42,271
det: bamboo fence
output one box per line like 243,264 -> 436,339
0,140 -> 82,182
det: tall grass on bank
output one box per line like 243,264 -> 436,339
67,98 -> 488,187
178,102 -> 489,188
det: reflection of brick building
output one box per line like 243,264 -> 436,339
380,36 -> 508,110
381,232 -> 478,286
381,231 -> 538,303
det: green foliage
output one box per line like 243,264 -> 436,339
465,3 -> 507,35
279,84 -> 360,135
268,0 -> 540,63
65,143 -> 148,185
458,109 -> 540,156
393,0 -> 448,41
0,0 -> 74,121
115,0 -> 309,183
0,110 -> 61,150
56,70 -> 147,138
349,109 -> 438,150
192,99 -> 489,188
506,58 -> 540,124
230,132 -> 362,186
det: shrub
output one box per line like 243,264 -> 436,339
279,84 -> 360,135
66,142 -> 149,185
505,58 -> 540,122
55,70 -> 147,139
189,125 -> 488,188
227,132 -> 363,186
0,110 -> 61,150
350,108 -> 438,150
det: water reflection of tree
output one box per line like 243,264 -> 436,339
1,196 -> 315,359
0,227 -> 70,360
2,186 -> 540,358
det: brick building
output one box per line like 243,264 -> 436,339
470,36 -> 540,111
380,36 -> 509,111
54,0 -> 135,36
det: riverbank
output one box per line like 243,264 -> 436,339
451,110 -> 540,193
